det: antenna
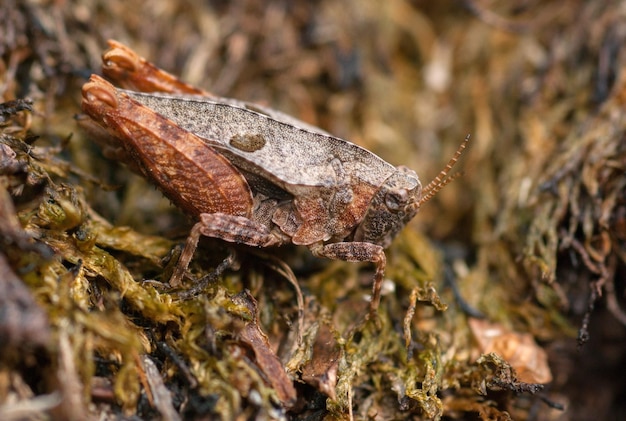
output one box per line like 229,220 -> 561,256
419,134 -> 470,206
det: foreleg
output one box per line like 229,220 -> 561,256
310,242 -> 386,318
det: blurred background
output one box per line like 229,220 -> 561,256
2,1 -> 626,419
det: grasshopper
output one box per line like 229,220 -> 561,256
80,40 -> 467,317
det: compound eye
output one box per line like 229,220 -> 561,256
385,189 -> 408,211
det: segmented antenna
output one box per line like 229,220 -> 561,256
419,134 -> 470,207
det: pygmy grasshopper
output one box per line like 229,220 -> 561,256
80,40 -> 467,317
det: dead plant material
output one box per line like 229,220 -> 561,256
2,0 -> 626,419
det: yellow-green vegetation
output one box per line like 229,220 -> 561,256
2,1 -> 625,420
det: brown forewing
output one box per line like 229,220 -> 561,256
81,75 -> 253,219
101,40 -> 209,96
